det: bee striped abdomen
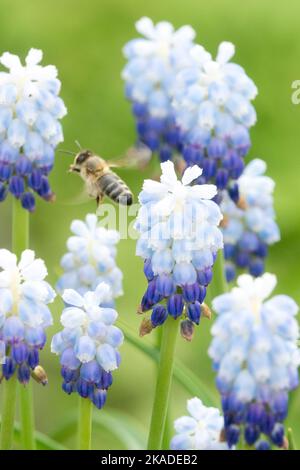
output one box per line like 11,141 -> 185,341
98,173 -> 133,205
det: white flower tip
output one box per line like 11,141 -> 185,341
62,288 -> 83,306
26,48 -> 43,66
182,165 -> 202,185
216,41 -> 235,64
135,17 -> 153,36
0,52 -> 21,69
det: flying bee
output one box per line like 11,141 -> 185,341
68,143 -> 151,206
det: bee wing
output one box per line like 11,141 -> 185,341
108,142 -> 152,170
59,182 -> 95,206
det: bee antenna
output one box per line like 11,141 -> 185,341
75,140 -> 82,150
58,149 -> 76,156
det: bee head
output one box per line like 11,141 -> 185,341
69,150 -> 93,173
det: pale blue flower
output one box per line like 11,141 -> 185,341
0,49 -> 67,211
135,160 -> 223,334
221,159 -> 280,281
171,397 -> 229,450
57,214 -> 123,306
123,17 -> 195,161
0,249 -> 55,384
209,273 -> 300,449
51,282 -> 123,408
172,42 -> 257,190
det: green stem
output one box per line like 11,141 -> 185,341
12,199 -> 35,450
0,376 -> 18,449
19,384 -> 35,450
147,317 -> 179,450
287,428 -> 296,450
210,249 -> 228,300
78,398 -> 93,450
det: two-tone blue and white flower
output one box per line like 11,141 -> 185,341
209,273 -> 299,449
0,48 -> 67,211
0,249 -> 55,384
57,214 -> 123,306
51,282 -> 123,409
171,397 -> 229,450
172,41 -> 257,191
123,17 -> 195,161
221,159 -> 280,281
135,160 -> 223,334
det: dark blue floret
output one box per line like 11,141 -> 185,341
76,378 -> 94,398
27,348 -> 39,369
216,169 -> 229,190
187,301 -> 201,325
182,283 -> 206,304
0,163 -> 12,181
270,423 -> 284,447
12,342 -> 29,364
249,258 -> 264,277
143,259 -> 154,281
167,294 -> 184,319
92,389 -> 107,409
62,381 -> 74,394
2,357 -> 16,380
21,192 -> 35,212
228,183 -> 239,203
197,267 -> 213,286
226,424 -> 240,448
28,168 -> 43,190
99,370 -> 113,389
244,424 -> 260,446
151,305 -> 168,327
9,175 -> 25,198
255,440 -> 271,451
18,363 -> 31,384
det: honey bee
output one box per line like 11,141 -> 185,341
69,150 -> 134,205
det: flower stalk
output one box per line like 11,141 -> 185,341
78,398 -> 93,450
13,199 -> 35,450
0,375 -> 18,449
147,317 -> 179,450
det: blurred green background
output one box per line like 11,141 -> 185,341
0,0 -> 300,450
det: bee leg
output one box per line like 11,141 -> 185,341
96,193 -> 104,206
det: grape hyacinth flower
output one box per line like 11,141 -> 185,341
122,17 -> 195,161
209,273 -> 300,450
57,214 -> 123,306
170,397 -> 229,450
51,283 -> 123,409
135,160 -> 223,336
172,42 -> 257,192
0,249 -> 55,384
221,159 -> 280,281
0,48 -> 67,211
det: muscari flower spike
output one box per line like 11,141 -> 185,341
172,41 -> 257,193
57,214 -> 123,306
170,397 -> 229,450
0,48 -> 67,211
221,159 -> 280,281
209,273 -> 300,450
51,282 -> 123,409
122,17 -> 195,162
0,249 -> 55,384
135,160 -> 223,336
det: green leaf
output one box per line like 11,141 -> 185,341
118,321 -> 219,408
0,419 -> 67,450
51,409 -> 146,450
